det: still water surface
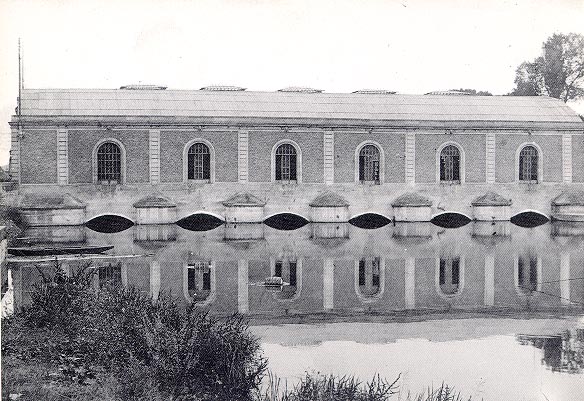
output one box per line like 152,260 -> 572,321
6,221 -> 584,400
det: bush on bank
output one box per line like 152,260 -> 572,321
2,261 -> 267,400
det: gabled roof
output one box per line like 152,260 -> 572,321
552,190 -> 584,206
20,193 -> 86,210
471,191 -> 512,206
391,192 -> 432,207
133,195 -> 176,208
14,88 -> 584,129
309,192 -> 350,207
222,192 -> 266,207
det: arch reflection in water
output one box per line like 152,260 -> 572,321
176,213 -> 224,231
510,211 -> 549,228
348,213 -> 391,229
355,257 -> 384,302
85,214 -> 134,233
184,259 -> 215,305
430,212 -> 471,229
263,213 -> 309,230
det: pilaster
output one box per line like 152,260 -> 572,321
238,130 -> 249,183
238,259 -> 249,313
562,134 -> 572,184
405,257 -> 415,309
9,128 -> 21,184
149,129 -> 161,184
560,253 -> 570,305
484,254 -> 495,306
57,129 -> 69,185
405,133 -> 415,185
323,131 -> 334,185
323,258 -> 334,310
485,133 -> 496,184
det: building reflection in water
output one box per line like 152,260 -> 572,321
7,221 -> 584,316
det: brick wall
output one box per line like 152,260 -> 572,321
21,129 -> 57,184
248,130 -> 324,183
159,130 -> 238,183
495,134 -> 562,183
68,129 -> 149,184
334,132 -> 405,183
573,135 -> 584,183
415,133 -> 486,183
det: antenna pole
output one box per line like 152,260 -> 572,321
18,38 -> 22,129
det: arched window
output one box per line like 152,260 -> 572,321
359,145 -> 380,184
187,143 -> 211,181
97,142 -> 122,183
439,257 -> 461,296
519,145 -> 538,182
275,143 -> 297,182
439,145 -> 461,183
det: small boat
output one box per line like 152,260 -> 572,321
7,245 -> 114,257
263,276 -> 288,287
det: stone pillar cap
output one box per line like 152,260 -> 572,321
391,192 -> 432,207
309,191 -> 350,207
471,191 -> 512,206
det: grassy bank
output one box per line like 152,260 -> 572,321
2,262 -> 470,401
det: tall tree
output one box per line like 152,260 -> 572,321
510,33 -> 584,102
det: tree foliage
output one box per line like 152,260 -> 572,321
510,33 -> 584,102
452,88 -> 492,96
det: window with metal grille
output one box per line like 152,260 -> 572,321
519,146 -> 538,182
97,142 -> 122,183
275,144 -> 297,181
187,143 -> 211,181
440,145 -> 461,182
359,145 -> 380,183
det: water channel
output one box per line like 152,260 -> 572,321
5,219 -> 584,400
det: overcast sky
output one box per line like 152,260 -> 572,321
1,0 -> 583,166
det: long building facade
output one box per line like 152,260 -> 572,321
6,86 -> 584,226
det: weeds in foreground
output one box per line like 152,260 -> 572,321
258,373 -> 469,401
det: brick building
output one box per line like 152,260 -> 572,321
7,86 -> 584,225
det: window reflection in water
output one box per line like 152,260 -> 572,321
358,257 -> 381,297
439,257 -> 461,296
98,263 -> 122,287
187,261 -> 212,302
517,255 -> 539,295
272,259 -> 299,300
